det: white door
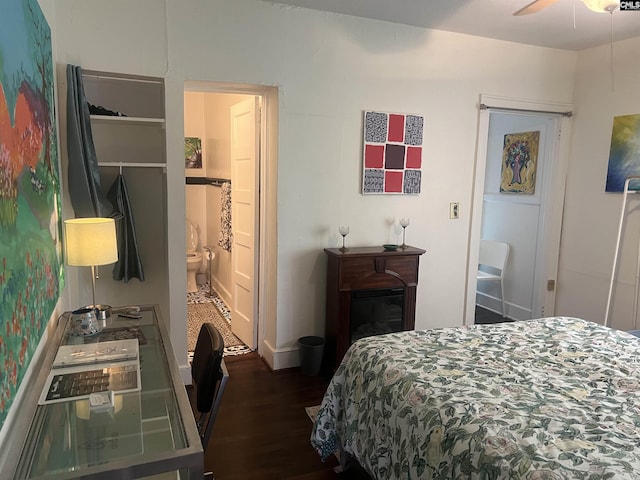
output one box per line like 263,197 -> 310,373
465,95 -> 572,324
230,97 -> 259,349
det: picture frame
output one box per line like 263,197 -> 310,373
500,131 -> 539,194
185,136 -> 206,177
362,110 -> 423,195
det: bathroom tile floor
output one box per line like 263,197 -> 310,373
187,283 -> 253,357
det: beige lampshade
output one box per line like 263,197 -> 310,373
64,218 -> 118,266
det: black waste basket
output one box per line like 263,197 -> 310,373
298,336 -> 325,376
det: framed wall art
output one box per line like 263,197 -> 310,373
185,136 -> 205,177
362,110 -> 423,194
606,114 -> 640,192
500,131 -> 539,194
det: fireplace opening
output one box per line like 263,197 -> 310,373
350,287 -> 405,344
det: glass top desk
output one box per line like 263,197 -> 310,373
14,305 -> 203,480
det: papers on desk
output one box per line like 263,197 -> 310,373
52,339 -> 139,367
39,339 -> 141,405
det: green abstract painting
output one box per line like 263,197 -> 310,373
0,0 -> 63,428
606,114 -> 640,192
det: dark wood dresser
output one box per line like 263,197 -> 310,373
324,245 -> 426,371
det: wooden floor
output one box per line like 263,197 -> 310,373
206,308 -> 507,479
205,353 -> 369,480
474,305 -> 513,324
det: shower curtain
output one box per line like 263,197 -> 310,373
218,182 -> 232,252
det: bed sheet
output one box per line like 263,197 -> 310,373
311,317 -> 640,479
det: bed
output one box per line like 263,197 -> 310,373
310,317 -> 640,479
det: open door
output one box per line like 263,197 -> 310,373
229,97 -> 259,349
465,95 -> 572,324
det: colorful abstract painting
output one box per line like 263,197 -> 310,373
362,111 -> 423,194
605,114 -> 640,192
500,131 -> 540,194
0,0 -> 63,428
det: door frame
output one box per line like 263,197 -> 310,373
184,80 -> 278,359
464,94 -> 573,325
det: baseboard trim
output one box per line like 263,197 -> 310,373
262,339 -> 299,371
476,293 -> 531,320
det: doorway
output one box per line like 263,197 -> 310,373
183,81 -> 276,357
465,95 -> 573,325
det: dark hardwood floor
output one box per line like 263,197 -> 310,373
474,305 -> 513,324
206,309 -> 507,479
205,353 -> 369,480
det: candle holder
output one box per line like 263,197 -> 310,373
399,218 -> 410,248
339,226 -> 350,252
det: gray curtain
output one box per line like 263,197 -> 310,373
66,64 -> 112,217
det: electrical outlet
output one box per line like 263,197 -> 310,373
449,202 -> 459,219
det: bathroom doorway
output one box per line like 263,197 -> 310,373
183,81 -> 275,357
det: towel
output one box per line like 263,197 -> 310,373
218,182 -> 232,252
108,174 -> 145,282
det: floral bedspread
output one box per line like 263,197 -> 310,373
310,318 -> 640,479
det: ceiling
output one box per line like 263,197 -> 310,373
268,0 -> 640,50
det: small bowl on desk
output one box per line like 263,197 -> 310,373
70,307 -> 103,336
383,244 -> 399,251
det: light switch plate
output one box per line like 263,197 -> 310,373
449,202 -> 459,219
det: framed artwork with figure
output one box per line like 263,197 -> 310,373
500,131 -> 539,194
185,136 -> 206,177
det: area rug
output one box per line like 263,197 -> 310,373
187,302 -> 252,356
187,283 -> 232,323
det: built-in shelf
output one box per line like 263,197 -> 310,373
98,161 -> 167,170
90,115 -> 165,127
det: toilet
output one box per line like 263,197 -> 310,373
186,220 -> 203,293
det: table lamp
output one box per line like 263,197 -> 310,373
64,217 -> 118,313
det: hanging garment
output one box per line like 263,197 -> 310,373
66,64 -> 113,217
218,182 -> 232,252
107,174 -> 145,282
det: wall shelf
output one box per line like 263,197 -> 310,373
90,115 -> 165,127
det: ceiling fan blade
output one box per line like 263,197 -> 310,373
513,0 -> 560,15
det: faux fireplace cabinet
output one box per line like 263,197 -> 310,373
324,245 -> 426,371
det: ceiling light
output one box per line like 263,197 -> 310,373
582,0 -> 619,13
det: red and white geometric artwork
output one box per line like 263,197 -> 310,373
362,110 -> 423,194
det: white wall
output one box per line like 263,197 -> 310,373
184,90 -> 245,301
53,0 -> 577,368
185,90 -> 208,268
557,36 -> 640,331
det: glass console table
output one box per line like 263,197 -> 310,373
13,305 -> 203,479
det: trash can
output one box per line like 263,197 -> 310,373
298,336 -> 325,376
